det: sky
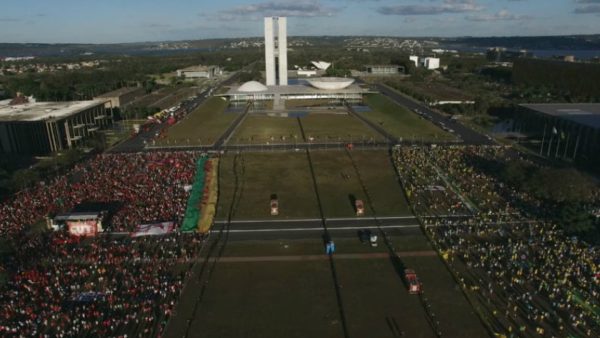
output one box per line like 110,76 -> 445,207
0,0 -> 599,43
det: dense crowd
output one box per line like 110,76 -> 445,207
394,145 -> 600,337
0,151 -> 199,235
0,231 -> 203,337
0,151 -> 206,336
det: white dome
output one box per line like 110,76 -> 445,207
238,81 -> 268,92
306,77 -> 355,90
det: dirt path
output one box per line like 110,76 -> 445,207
213,250 -> 437,263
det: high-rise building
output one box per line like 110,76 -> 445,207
264,17 -> 288,86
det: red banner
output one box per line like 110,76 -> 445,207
67,220 -> 98,237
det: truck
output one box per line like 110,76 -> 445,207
270,199 -> 279,216
404,269 -> 422,294
355,199 -> 365,216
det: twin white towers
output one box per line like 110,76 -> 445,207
264,17 -> 288,86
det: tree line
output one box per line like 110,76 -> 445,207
512,59 -> 600,101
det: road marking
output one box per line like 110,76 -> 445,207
214,216 -> 416,224
211,224 -> 420,233
213,251 -> 437,263
214,218 -> 322,224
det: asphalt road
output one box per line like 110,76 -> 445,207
211,216 -> 422,240
375,84 -> 494,146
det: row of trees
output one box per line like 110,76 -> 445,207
0,148 -> 86,198
495,159 -> 599,243
0,50 -> 261,102
512,59 -> 600,101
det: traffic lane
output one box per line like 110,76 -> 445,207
375,84 -> 493,145
109,88 -> 213,153
213,216 -> 419,230
219,225 -> 422,241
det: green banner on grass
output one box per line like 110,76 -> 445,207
181,157 -> 207,232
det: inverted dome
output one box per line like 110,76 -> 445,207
306,77 -> 355,90
238,81 -> 268,92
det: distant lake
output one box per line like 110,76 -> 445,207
441,44 -> 600,60
527,49 -> 600,60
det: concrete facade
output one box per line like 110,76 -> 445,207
0,100 -> 112,154
517,104 -> 600,167
176,65 -> 220,79
365,65 -> 405,75
423,58 -> 440,70
95,87 -> 145,109
264,18 -> 276,86
277,17 -> 288,86
264,17 -> 288,86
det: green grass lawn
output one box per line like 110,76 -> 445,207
364,94 -> 455,142
310,150 -> 411,217
301,114 -> 385,143
230,115 -> 302,145
221,236 -> 432,257
348,150 -> 412,216
217,152 -> 321,220
401,256 -> 489,338
216,150 -> 411,220
158,97 -> 235,146
185,253 -> 482,338
187,261 -> 344,338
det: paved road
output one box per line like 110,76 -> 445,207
211,216 -> 422,240
375,84 -> 494,146
109,88 -> 214,153
213,251 -> 437,263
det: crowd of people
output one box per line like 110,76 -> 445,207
0,151 -> 200,236
394,145 -> 600,337
0,151 -> 208,336
0,231 -> 204,336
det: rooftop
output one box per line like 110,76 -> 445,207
0,99 -> 107,122
178,65 -> 216,72
521,103 -> 600,130
95,87 -> 142,98
223,83 -> 372,96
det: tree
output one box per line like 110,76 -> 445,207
526,168 -> 594,204
11,168 -> 40,190
557,202 -> 595,235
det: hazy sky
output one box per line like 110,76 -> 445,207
0,0 -> 599,43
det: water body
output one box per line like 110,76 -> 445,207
441,44 -> 600,60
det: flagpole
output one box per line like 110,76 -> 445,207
555,131 -> 561,158
563,132 -> 570,159
572,131 -> 581,160
539,123 -> 547,156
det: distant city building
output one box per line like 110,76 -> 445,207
422,57 -> 440,70
264,17 -> 288,86
486,47 -> 530,62
94,87 -> 145,108
365,65 -> 405,75
563,55 -> 576,63
176,65 -> 221,79
409,56 -> 420,67
431,49 -> 458,55
0,95 -> 112,154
